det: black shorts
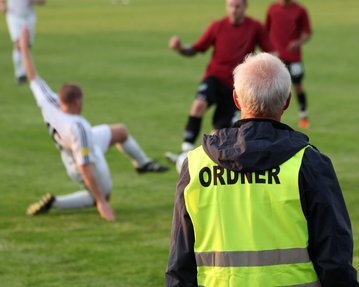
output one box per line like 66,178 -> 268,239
195,76 -> 238,130
285,62 -> 305,85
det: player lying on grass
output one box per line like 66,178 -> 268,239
19,27 -> 169,222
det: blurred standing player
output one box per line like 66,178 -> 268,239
166,0 -> 274,164
19,28 -> 168,221
265,0 -> 312,128
0,0 -> 45,84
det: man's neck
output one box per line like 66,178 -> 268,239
279,0 -> 293,6
229,15 -> 245,25
241,113 -> 281,122
60,104 -> 80,115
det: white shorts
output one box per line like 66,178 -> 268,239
92,124 -> 112,153
61,124 -> 113,195
6,13 -> 36,43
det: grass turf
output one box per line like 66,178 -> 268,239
0,0 -> 358,285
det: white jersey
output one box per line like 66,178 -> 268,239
30,77 -> 96,167
7,0 -> 34,17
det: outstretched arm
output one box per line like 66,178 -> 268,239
79,163 -> 116,221
169,36 -> 197,57
19,27 -> 37,81
0,0 -> 6,13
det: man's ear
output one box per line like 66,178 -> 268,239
284,93 -> 291,111
233,90 -> 241,110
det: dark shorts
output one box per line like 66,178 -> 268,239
285,62 -> 305,85
195,76 -> 238,130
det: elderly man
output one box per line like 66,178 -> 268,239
165,53 -> 358,286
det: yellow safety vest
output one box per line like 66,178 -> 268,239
184,146 -> 320,287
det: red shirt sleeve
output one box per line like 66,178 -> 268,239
192,21 -> 217,52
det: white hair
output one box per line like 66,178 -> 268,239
233,52 -> 291,117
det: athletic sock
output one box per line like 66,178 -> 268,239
297,92 -> 308,117
52,191 -> 95,209
12,48 -> 25,78
181,142 -> 194,152
183,116 -> 202,149
117,135 -> 151,167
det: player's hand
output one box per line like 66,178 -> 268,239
169,36 -> 182,51
96,200 -> 116,221
288,40 -> 301,51
0,1 -> 7,13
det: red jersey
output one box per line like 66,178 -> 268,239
192,16 -> 274,87
265,2 -> 312,63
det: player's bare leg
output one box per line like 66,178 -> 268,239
13,41 -> 27,84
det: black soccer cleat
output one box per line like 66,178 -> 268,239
136,161 -> 169,174
16,75 -> 27,85
27,193 -> 55,216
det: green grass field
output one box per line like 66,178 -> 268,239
0,0 -> 358,286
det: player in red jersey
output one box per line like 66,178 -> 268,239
265,0 -> 312,128
166,0 -> 274,166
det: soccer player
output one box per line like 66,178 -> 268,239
166,0 -> 274,165
265,0 -> 312,128
19,28 -> 169,221
0,0 -> 46,84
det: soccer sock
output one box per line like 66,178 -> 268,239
52,191 -> 95,209
183,116 -> 202,150
117,135 -> 150,167
297,92 -> 308,118
181,142 -> 194,152
12,48 -> 25,78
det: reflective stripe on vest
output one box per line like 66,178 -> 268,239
195,248 -> 310,267
184,146 -> 319,287
200,283 -> 321,287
